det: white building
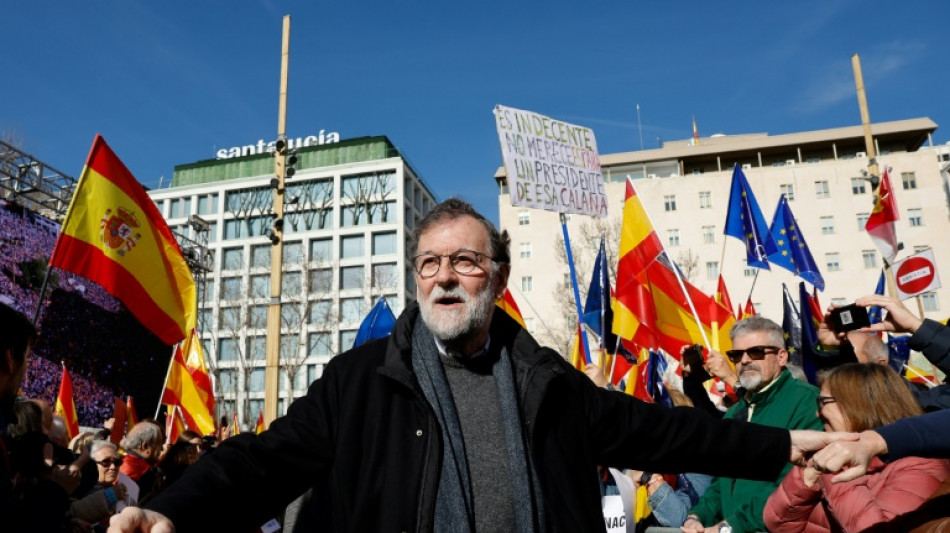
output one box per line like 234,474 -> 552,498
149,135 -> 435,425
497,118 -> 950,359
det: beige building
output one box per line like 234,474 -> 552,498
497,118 -> 950,357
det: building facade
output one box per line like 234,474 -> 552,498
149,136 -> 435,427
497,118 -> 950,364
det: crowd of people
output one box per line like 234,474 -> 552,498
2,197 -> 949,532
1,200 -> 170,426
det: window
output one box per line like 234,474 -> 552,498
831,298 -> 847,307
221,277 -> 242,300
914,245 -> 930,254
309,268 -> 333,293
862,250 -> 877,269
667,229 -> 680,247
248,305 -> 268,328
520,242 -> 532,259
372,263 -> 397,290
280,304 -> 302,329
744,264 -> 756,277
815,180 -> 830,199
197,194 -> 218,215
218,307 -> 241,329
340,298 -> 365,323
518,211 -> 530,225
308,333 -> 332,357
223,219 -> 247,240
283,242 -> 304,265
908,208 -> 924,227
222,247 -> 244,271
372,232 -> 396,256
341,266 -> 364,290
702,225 -> 715,245
310,238 -> 332,262
825,252 -> 841,272
218,369 -> 236,393
521,276 -> 533,292
922,292 -> 939,312
250,245 -> 271,268
902,172 -> 917,190
820,216 -> 835,235
664,195 -> 677,212
249,368 -> 266,393
309,300 -> 333,324
706,261 -> 719,280
281,272 -> 302,295
340,330 -> 357,350
247,336 -> 266,359
856,213 -> 870,231
851,177 -> 866,195
217,338 -> 238,361
341,235 -> 365,259
562,273 -> 571,287
780,183 -> 795,201
699,191 -> 712,209
250,275 -> 269,298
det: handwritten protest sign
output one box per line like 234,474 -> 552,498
494,105 -> 608,218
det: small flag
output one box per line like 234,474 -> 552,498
868,270 -> 886,325
495,288 -> 526,328
353,297 -> 397,348
865,167 -> 901,263
255,409 -> 265,434
55,365 -> 80,440
161,329 -> 216,435
724,164 -> 776,269
110,397 -> 128,445
716,275 -> 735,319
768,195 -> 825,291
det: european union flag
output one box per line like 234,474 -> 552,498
724,164 -> 776,269
767,194 -> 825,291
353,297 -> 397,348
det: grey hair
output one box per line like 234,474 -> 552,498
122,421 -> 163,451
410,198 -> 511,264
90,440 -> 118,458
862,334 -> 890,364
729,315 -> 785,348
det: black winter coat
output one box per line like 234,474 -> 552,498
147,303 -> 791,532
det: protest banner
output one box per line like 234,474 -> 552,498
494,105 -> 608,218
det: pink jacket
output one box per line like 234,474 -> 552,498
763,456 -> 950,533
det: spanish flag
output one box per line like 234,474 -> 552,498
55,365 -> 80,440
255,409 -> 266,434
165,405 -> 185,444
49,135 -> 196,346
126,396 -> 140,429
161,329 -> 215,435
495,288 -> 526,328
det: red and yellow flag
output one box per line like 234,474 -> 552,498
613,179 -> 663,343
49,135 -> 196,345
55,365 -> 80,440
569,323 -> 587,371
495,288 -> 526,328
161,329 -> 215,435
126,396 -> 140,430
110,397 -> 128,445
716,275 -> 735,318
740,298 -> 757,319
165,405 -> 185,444
255,409 -> 266,434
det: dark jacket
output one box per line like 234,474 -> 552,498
146,303 -> 791,532
910,318 -> 950,376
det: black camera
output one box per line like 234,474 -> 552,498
829,304 -> 871,333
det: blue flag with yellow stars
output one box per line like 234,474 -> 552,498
767,194 -> 825,291
724,164 -> 776,269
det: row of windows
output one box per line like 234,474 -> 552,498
210,262 -> 399,303
215,326 -> 377,363
220,233 -> 397,271
658,172 -> 920,212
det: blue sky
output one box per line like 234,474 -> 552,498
3,1 -> 948,222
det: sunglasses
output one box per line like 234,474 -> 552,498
724,345 -> 781,364
96,457 -> 123,468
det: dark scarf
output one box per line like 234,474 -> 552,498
411,317 -> 541,533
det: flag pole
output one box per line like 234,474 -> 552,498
745,269 -> 761,305
560,213 -> 592,365
154,344 -> 178,419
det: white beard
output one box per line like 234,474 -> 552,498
418,279 -> 495,347
738,364 -> 764,391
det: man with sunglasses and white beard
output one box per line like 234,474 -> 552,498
110,199 -> 845,533
683,316 -> 824,533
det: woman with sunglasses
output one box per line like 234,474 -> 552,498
763,363 -> 950,532
71,440 -> 129,526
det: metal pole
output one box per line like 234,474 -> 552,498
264,15 -> 291,427
560,213 -> 592,365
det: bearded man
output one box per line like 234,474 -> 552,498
683,316 -> 823,533
111,199 -> 842,533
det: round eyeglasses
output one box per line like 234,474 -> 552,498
412,249 -> 496,278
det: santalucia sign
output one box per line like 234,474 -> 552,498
216,130 -> 341,159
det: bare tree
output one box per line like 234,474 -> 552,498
674,249 -> 700,283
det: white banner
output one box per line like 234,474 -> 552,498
494,105 -> 608,218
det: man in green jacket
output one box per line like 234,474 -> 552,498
683,316 -> 823,533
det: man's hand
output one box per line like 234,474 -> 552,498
680,515 -> 704,532
703,350 -> 737,388
788,430 -> 859,465
107,508 -> 175,533
817,305 -> 844,348
856,294 -> 923,335
583,364 -> 609,388
811,430 -> 888,483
